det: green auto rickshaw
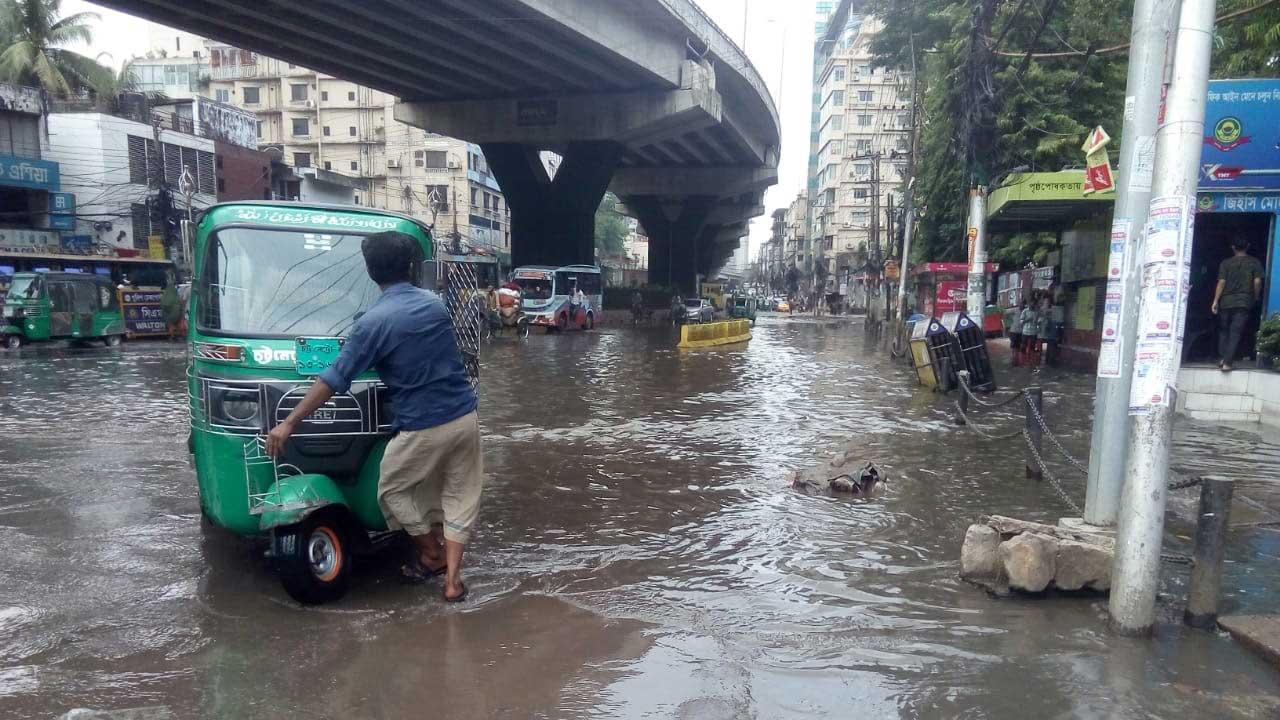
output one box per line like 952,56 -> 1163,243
1,272 -> 126,349
189,201 -> 452,604
729,295 -> 758,325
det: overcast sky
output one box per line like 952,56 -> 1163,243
67,0 -> 816,258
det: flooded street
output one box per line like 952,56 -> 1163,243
2,317 -> 1279,719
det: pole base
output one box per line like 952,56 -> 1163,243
1057,517 -> 1116,536
1184,610 -> 1218,630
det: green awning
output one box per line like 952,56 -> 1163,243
987,171 -> 1114,233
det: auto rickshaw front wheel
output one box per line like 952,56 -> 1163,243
277,515 -> 352,605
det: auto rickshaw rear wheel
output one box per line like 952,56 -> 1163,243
3,334 -> 20,349
104,334 -> 123,347
518,318 -> 530,339
278,515 -> 352,605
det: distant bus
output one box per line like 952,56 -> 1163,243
512,264 -> 602,332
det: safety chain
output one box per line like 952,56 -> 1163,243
958,379 -> 1028,409
953,401 -> 1025,441
1167,475 -> 1204,491
1023,392 -> 1091,476
1023,429 -> 1084,515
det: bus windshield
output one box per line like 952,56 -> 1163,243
198,227 -> 386,337
515,277 -> 553,300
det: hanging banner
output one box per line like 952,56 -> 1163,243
1081,126 -> 1115,195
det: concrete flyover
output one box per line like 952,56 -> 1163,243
92,0 -> 781,291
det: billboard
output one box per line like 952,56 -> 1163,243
1200,79 -> 1280,191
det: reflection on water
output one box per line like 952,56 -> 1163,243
0,322 -> 1278,719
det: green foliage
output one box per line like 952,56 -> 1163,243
594,192 -> 629,259
1257,313 -> 1280,362
1214,0 -> 1280,77
870,0 -> 1130,263
0,0 -> 113,97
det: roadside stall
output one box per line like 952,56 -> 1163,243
912,262 -> 997,318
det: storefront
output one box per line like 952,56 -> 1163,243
983,80 -> 1280,372
912,262 -> 997,318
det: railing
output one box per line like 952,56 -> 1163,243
210,64 -> 260,81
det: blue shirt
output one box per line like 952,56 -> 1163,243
318,283 -> 477,432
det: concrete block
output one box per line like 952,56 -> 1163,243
999,532 -> 1057,592
1213,394 -> 1246,412
1183,392 -> 1217,411
1054,539 -> 1113,591
961,524 -> 1002,579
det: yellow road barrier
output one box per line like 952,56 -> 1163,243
678,319 -> 753,349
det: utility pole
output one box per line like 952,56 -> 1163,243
1084,0 -> 1180,527
870,151 -> 882,315
894,37 -> 921,341
1109,0 -> 1216,636
965,187 -> 989,318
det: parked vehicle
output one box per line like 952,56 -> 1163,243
682,298 -> 715,324
512,264 -> 602,332
1,272 -> 126,349
188,201 -> 444,604
776,300 -> 791,313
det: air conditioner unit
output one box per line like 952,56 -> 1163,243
386,158 -> 401,168
447,159 -> 460,169
305,99 -> 315,108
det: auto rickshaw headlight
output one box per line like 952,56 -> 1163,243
211,387 -> 260,426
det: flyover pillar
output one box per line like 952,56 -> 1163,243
629,196 -> 717,295
481,141 -> 622,269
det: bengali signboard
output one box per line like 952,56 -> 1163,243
119,289 -> 167,337
0,154 -> 58,192
1200,79 -> 1280,190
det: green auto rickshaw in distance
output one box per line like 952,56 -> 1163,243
729,295 -> 758,325
189,201 -> 441,604
1,272 -> 126,349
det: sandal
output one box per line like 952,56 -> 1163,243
443,581 -> 468,603
399,555 -> 447,585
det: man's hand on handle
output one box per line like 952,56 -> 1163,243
265,419 -> 297,458
265,379 -> 336,458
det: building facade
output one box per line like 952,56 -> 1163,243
808,3 -> 913,302
204,43 -> 511,262
0,83 -> 65,294
45,112 -> 218,256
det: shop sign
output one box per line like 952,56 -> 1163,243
0,154 -> 59,191
1200,79 -> 1280,190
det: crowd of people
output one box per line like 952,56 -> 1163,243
1006,290 -> 1062,368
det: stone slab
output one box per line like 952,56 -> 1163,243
1219,615 -> 1280,671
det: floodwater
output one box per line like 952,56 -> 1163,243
2,317 -> 1279,719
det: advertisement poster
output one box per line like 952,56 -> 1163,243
1098,219 -> 1130,378
1128,196 -> 1192,414
1199,79 -> 1280,191
935,280 -> 967,314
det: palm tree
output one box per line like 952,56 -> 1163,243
0,0 -> 112,98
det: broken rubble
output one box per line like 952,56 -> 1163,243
999,532 -> 1057,592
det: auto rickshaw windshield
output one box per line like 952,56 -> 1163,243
198,227 -> 385,337
8,275 -> 40,300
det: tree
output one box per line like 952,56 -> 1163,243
870,0 -> 1130,262
594,192 -> 629,260
1214,0 -> 1280,77
0,0 -> 113,97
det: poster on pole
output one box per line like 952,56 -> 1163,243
1097,219 -> 1130,378
1128,196 -> 1193,414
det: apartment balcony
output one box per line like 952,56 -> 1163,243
210,64 -> 260,81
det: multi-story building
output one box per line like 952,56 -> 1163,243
0,83 -> 66,295
204,43 -> 511,264
45,112 -> 218,256
784,191 -> 808,281
808,2 -> 913,301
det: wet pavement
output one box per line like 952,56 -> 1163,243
2,316 -> 1279,719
